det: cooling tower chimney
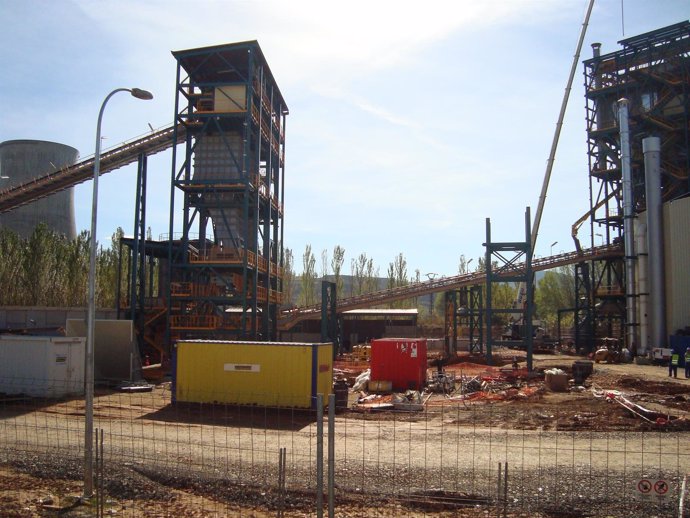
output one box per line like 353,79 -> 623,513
0,140 -> 78,239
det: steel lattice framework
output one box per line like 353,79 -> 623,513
578,21 -> 690,350
164,41 -> 288,347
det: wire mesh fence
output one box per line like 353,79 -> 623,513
0,378 -> 688,517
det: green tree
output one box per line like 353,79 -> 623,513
0,225 -> 126,309
21,224 -> 62,305
320,248 -> 329,279
364,256 -> 379,295
95,228 -> 123,308
535,266 -> 576,332
64,231 -> 90,306
351,253 -> 368,296
0,229 -> 23,305
458,254 -> 469,274
282,247 -> 296,307
411,268 -> 421,309
490,283 -> 518,325
387,253 -> 408,308
330,245 -> 345,299
299,244 -> 317,306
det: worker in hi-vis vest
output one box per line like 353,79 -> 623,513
685,348 -> 690,379
669,351 -> 679,378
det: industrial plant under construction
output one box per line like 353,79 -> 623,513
0,14 -> 689,518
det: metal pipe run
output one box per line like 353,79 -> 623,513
643,137 -> 666,348
635,222 -> 649,354
618,99 -> 638,353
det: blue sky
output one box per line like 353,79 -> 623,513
0,0 -> 688,276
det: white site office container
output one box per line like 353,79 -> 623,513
0,335 -> 85,397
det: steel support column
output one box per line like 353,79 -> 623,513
485,208 -> 534,370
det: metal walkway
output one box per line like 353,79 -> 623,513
277,244 -> 623,330
0,125 -> 184,214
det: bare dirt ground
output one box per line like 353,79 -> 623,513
345,350 -> 690,432
1,350 -> 689,517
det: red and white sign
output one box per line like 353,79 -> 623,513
637,479 -> 652,495
654,480 -> 669,496
634,479 -> 670,499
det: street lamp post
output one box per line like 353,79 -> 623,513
550,241 -> 558,256
85,87 -> 153,497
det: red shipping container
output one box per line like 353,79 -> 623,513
370,338 -> 427,391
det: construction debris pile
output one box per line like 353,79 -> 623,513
594,388 -> 684,426
335,356 -> 549,412
334,350 -> 690,430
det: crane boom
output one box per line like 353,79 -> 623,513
531,0 -> 595,250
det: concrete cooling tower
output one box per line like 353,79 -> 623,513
0,140 -> 78,240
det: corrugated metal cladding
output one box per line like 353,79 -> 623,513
173,341 -> 333,409
664,196 -> 690,334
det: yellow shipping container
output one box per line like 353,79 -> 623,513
174,340 -> 333,409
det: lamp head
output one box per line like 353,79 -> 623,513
130,88 -> 153,100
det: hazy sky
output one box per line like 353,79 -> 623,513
0,0 -> 687,276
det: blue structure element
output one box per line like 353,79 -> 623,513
166,41 -> 288,346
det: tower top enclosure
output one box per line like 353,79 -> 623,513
172,40 -> 289,115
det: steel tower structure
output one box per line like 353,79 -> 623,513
167,41 -> 288,346
578,22 -> 690,351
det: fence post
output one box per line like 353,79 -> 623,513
328,393 -> 335,518
497,462 -> 502,515
278,447 -> 287,518
317,393 -> 324,518
94,428 -> 104,518
680,474 -> 687,518
503,461 -> 509,518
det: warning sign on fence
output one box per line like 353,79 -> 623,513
634,479 -> 671,499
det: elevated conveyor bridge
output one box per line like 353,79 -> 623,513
0,122 -> 622,341
277,244 -> 623,331
0,125 -> 184,214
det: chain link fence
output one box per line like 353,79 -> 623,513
0,379 -> 688,517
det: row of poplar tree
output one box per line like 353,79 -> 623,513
0,227 -> 575,330
282,244 -> 576,330
0,225 -> 123,308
